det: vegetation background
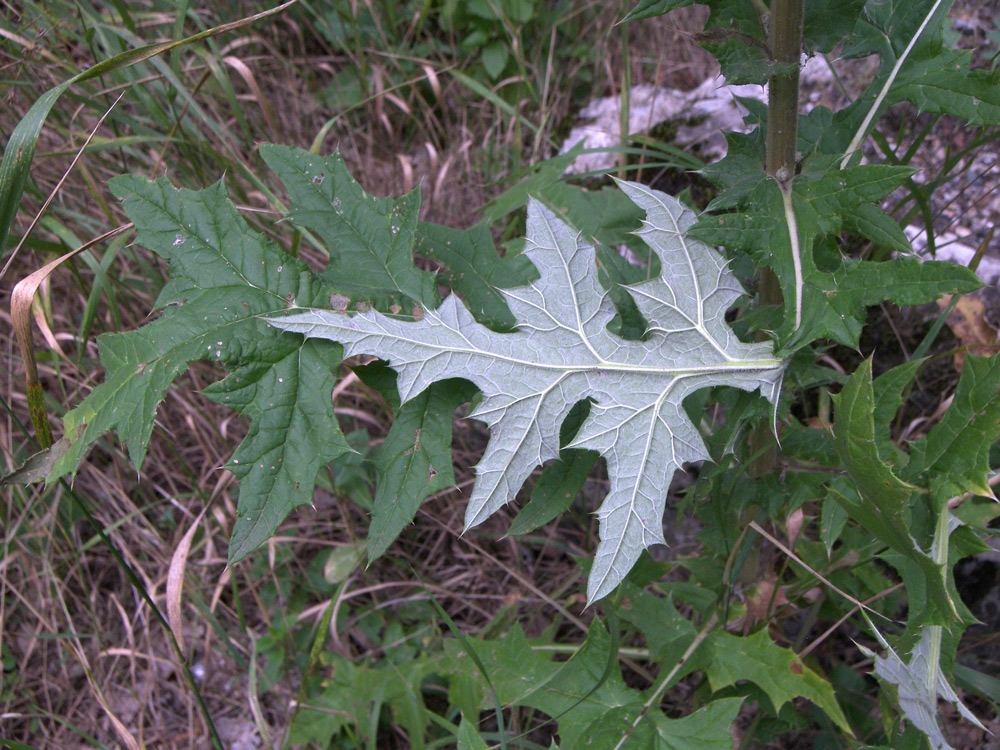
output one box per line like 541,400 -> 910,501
2,1 -> 999,748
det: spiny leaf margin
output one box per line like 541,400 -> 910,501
268,180 -> 787,603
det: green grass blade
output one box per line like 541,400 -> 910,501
0,0 -> 299,276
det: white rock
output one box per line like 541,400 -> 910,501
558,56 -> 847,174
558,76 -> 767,173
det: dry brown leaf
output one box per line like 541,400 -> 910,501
938,293 -> 1000,370
743,578 -> 791,633
786,507 -> 806,550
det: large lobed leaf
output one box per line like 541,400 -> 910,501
842,0 -> 1000,127
270,180 -> 786,602
43,145 -> 521,565
40,144 -> 642,571
48,175 -> 351,562
706,629 -> 852,734
903,353 -> 1000,503
258,145 -> 440,309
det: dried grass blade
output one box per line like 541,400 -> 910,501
167,505 -> 209,654
11,224 -> 132,447
223,55 -> 279,140
749,520 -> 891,621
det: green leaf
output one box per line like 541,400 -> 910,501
798,164 -> 916,227
457,719 -> 488,750
260,144 -> 439,308
503,0 -> 535,24
446,623 -> 633,748
366,378 -> 477,560
693,167 -> 981,348
831,360 -> 952,618
802,0 -> 866,53
415,220 -> 535,331
48,175 -> 351,563
0,740 -> 43,750
904,353 -> 1000,500
651,698 -> 744,750
705,629 -> 852,735
820,495 -> 849,556
698,130 -> 767,209
842,0 -> 954,63
839,0 -> 1000,155
595,244 -> 652,340
206,341 -> 350,561
709,40 -> 778,86
482,152 -> 580,222
955,663 -> 1000,706
621,0 -> 693,24
872,359 -> 924,448
952,496 -> 1000,529
508,398 -> 598,536
617,586 -> 696,663
893,63 -> 1000,126
323,542 -> 365,585
507,448 -> 598,536
832,360 -> 918,531
822,258 -> 981,343
536,182 -> 647,249
291,650 -> 445,748
270,180 -> 786,602
446,621 -> 739,749
582,706 -> 657,749
843,202 -> 913,254
481,40 -> 510,80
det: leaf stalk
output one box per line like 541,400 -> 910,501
780,182 -> 803,331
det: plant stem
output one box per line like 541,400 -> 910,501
618,11 -> 631,179
925,497 -> 954,692
765,0 -> 803,183
762,0 -> 803,314
611,611 -> 719,750
751,0 -> 803,478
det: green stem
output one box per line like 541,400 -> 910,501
611,611 -> 719,750
922,502 -> 953,694
751,0 -> 803,478
765,0 -> 802,183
